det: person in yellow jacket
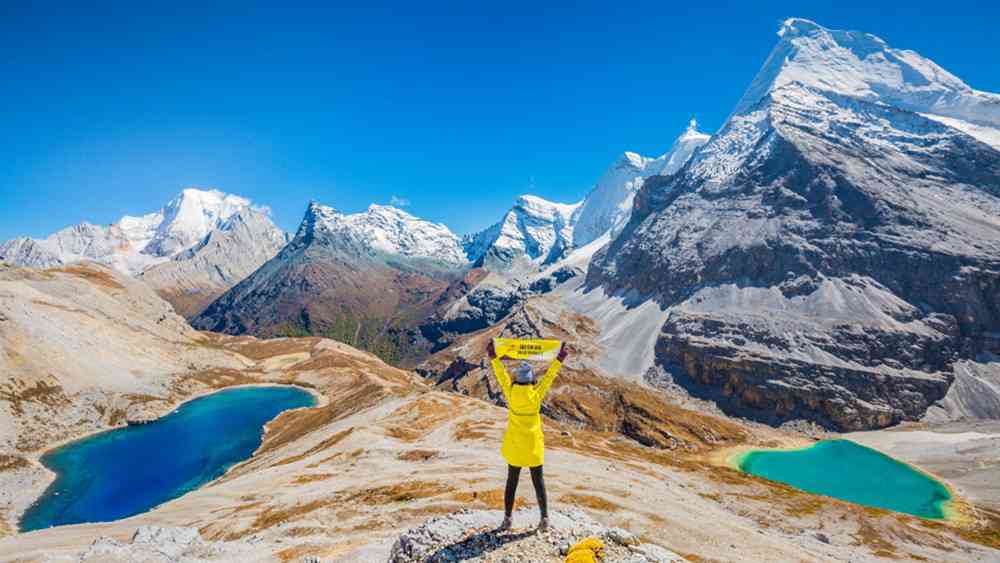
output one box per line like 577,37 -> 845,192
486,339 -> 568,532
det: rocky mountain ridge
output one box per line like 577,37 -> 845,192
464,119 -> 710,274
191,201 -> 469,363
589,18 -> 1000,430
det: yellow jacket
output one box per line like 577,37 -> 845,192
490,358 -> 562,468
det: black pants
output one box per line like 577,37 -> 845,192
504,464 -> 547,519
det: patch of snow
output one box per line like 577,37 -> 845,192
540,232 -> 610,278
920,113 -> 1000,151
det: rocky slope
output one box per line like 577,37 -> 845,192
0,262 -> 251,533
588,18 -> 1000,431
0,263 -> 251,450
138,208 -> 289,317
0,188 -> 287,318
192,202 -> 468,363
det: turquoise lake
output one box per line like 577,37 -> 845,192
738,439 -> 952,519
20,385 -> 315,532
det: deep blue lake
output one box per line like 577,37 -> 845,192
738,439 -> 952,519
20,385 -> 315,532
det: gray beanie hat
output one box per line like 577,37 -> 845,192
514,362 -> 535,384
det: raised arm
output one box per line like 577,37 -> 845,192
487,340 -> 512,403
535,343 -> 569,399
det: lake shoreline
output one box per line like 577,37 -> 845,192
712,439 -> 966,524
16,382 -> 322,534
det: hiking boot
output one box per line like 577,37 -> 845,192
538,517 -> 549,532
499,516 -> 512,531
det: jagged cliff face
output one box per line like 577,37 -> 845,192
589,19 -> 1000,431
192,202 -> 467,363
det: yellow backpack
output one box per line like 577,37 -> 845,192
565,537 -> 605,563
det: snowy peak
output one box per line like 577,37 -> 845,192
645,119 -> 712,177
144,189 -> 254,256
616,151 -> 652,170
464,195 -> 580,270
686,19 -> 1000,187
572,119 -> 710,247
296,201 -> 467,266
468,118 -> 711,263
734,18 -> 1000,128
514,195 -> 580,224
0,188 -> 280,275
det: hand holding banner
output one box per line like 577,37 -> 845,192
492,338 -> 562,361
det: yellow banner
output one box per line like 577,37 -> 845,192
493,338 -> 561,361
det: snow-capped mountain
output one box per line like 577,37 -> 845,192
0,189 -> 271,274
572,119 -> 709,247
733,18 -> 1000,132
0,221 -> 160,275
0,188 -> 288,317
304,203 -> 467,266
463,195 -> 580,270
193,201 -> 468,362
142,189 -> 259,257
589,18 -> 1000,431
464,119 -> 709,272
138,207 -> 289,317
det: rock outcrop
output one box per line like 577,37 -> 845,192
418,266 -> 582,352
389,509 -> 686,563
74,526 -> 258,563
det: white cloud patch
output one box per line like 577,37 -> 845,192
389,195 -> 411,207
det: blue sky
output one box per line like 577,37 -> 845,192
2,1 -> 998,240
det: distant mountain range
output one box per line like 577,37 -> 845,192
187,119 -> 712,360
0,117 -> 707,319
0,189 -> 287,317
